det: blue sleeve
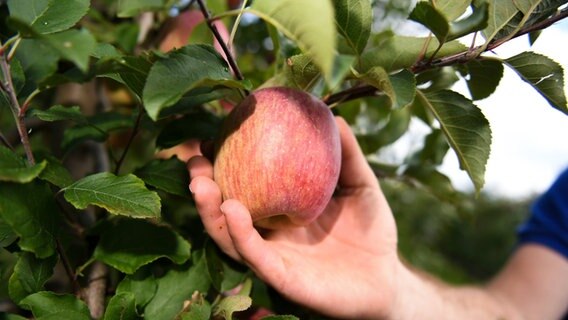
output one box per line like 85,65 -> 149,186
517,168 -> 568,260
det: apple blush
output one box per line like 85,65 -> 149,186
214,87 -> 341,229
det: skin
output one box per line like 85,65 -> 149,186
188,117 -> 568,319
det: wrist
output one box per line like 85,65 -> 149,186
386,260 -> 443,320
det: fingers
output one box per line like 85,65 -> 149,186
188,155 -> 213,180
335,117 -> 378,189
188,156 -> 241,261
221,200 -> 286,285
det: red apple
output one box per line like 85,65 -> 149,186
213,87 -> 341,229
159,9 -> 232,62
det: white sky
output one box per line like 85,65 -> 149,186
440,20 -> 568,198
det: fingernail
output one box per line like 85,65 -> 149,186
188,182 -> 194,194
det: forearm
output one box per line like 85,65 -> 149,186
387,263 -> 523,320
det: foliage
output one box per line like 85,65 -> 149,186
0,0 -> 566,318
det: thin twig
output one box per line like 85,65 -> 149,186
0,52 -> 35,164
195,0 -> 247,88
228,0 -> 249,51
114,105 -> 143,175
0,130 -> 14,150
323,85 -> 378,106
56,238 -> 81,294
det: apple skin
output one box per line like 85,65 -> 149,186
159,10 -> 232,61
214,87 -> 341,229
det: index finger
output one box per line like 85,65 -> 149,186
335,117 -> 378,189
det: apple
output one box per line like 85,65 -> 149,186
213,87 -> 341,229
159,9 -> 232,61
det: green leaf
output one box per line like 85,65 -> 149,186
0,181 -> 59,258
410,2 -> 488,43
419,90 -> 491,192
103,292 -> 142,320
389,69 -> 417,109
6,58 -> 26,94
504,52 -> 567,115
464,58 -> 504,100
8,0 -> 90,34
329,54 -> 357,89
432,0 -> 471,21
8,18 -> 96,73
62,112 -> 135,151
116,270 -> 158,309
96,55 -> 154,99
408,129 -> 450,166
409,2 -> 450,43
30,105 -> 86,123
8,252 -> 57,304
143,254 -> 211,320
37,155 -> 74,188
156,112 -> 222,149
212,295 -> 252,320
205,241 -> 248,292
135,158 -> 190,197
0,314 -> 28,320
179,294 -> 211,320
416,66 -> 460,93
118,0 -> 166,17
249,0 -> 336,83
265,54 -> 320,90
0,146 -> 47,183
15,39 -> 59,93
404,166 -> 459,201
93,218 -> 191,274
332,0 -> 372,55
448,2 -> 488,41
158,87 -> 237,118
358,68 -> 416,109
42,29 -> 97,72
62,173 -> 161,219
20,292 -> 91,320
0,218 -> 18,247
474,0 -> 518,42
360,34 -> 467,72
357,106 -> 412,154
264,53 -> 354,91
142,45 -> 235,120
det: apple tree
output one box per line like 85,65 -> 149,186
0,0 -> 567,318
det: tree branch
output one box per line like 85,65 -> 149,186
83,261 -> 108,319
0,130 -> 14,151
114,105 -> 143,175
55,238 -> 81,294
0,52 -> 35,164
195,0 -> 247,87
411,7 -> 568,73
324,9 -> 568,106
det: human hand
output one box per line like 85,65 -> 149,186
188,117 -> 402,319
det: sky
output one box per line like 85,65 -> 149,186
439,20 -> 568,199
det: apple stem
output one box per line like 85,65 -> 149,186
195,0 -> 249,95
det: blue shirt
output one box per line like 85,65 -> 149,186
518,168 -> 568,319
518,167 -> 568,259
